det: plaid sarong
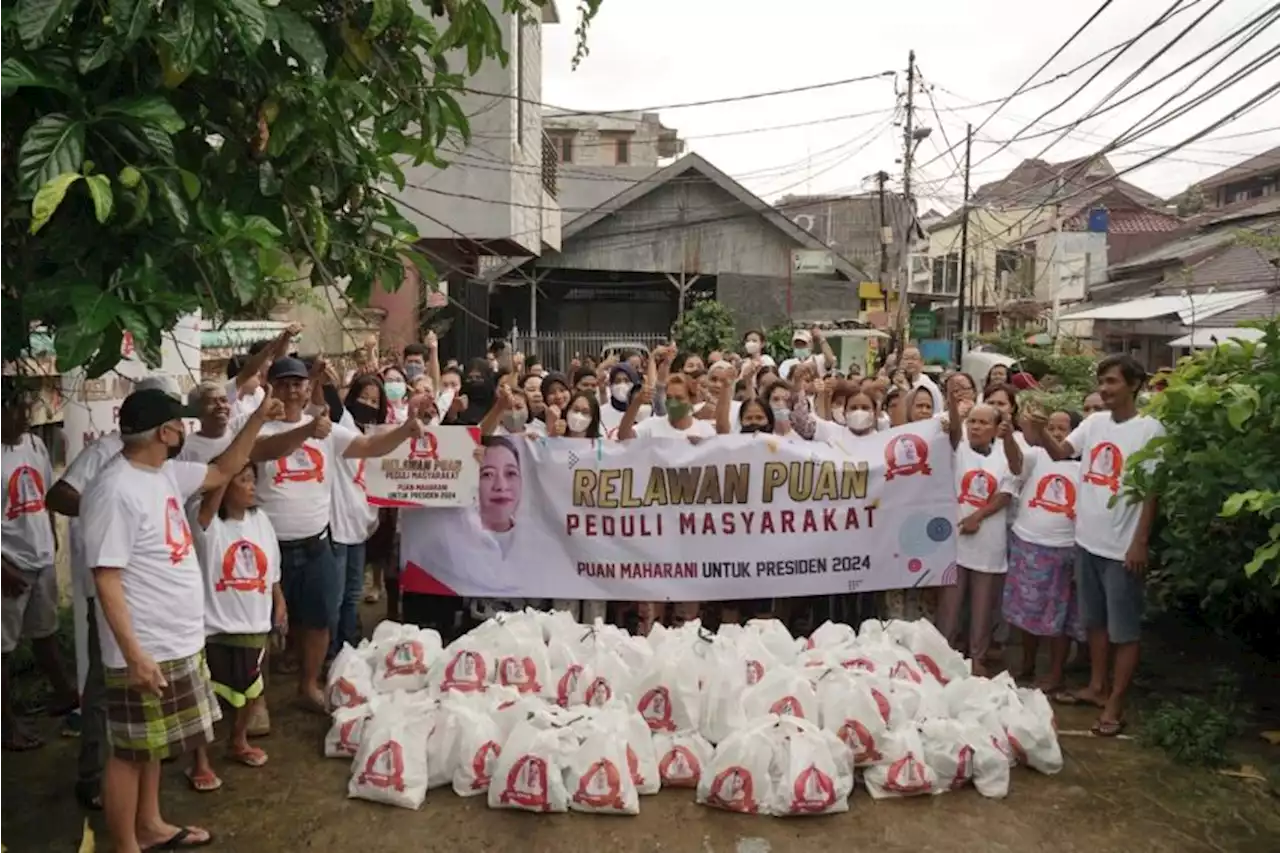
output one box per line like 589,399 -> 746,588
104,652 -> 222,762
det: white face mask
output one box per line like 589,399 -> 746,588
503,410 -> 528,432
848,410 -> 876,432
832,408 -> 846,425
610,382 -> 632,403
635,404 -> 652,422
566,411 -> 591,434
744,340 -> 761,356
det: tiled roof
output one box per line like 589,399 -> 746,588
1190,146 -> 1280,192
1064,208 -> 1184,233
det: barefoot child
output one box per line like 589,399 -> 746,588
188,464 -> 286,791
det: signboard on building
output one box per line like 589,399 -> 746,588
909,309 -> 937,339
791,249 -> 836,275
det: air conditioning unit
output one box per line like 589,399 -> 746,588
792,213 -> 816,233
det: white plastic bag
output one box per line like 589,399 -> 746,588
436,636 -> 497,695
806,620 -> 856,650
699,643 -> 749,745
580,647 -> 634,708
817,673 -> 892,767
487,720 -> 572,813
1006,688 -> 1063,775
372,624 -> 443,694
324,701 -> 377,759
564,731 -> 640,815
326,643 -> 375,712
862,727 -> 937,800
622,708 -> 662,795
347,705 -> 432,810
769,718 -> 853,816
451,705 -> 504,797
898,619 -> 969,685
632,654 -> 700,734
745,618 -> 797,664
697,722 -> 774,814
960,717 -> 1011,798
742,666 -> 817,721
653,731 -> 715,789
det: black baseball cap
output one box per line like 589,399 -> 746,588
267,356 -> 309,381
119,388 -> 197,435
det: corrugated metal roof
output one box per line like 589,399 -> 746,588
1168,327 -> 1266,348
1191,146 -> 1280,192
1060,289 -> 1268,322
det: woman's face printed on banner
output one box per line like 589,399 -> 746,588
478,440 -> 522,533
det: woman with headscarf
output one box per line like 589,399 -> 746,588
537,371 -> 573,432
600,363 -> 639,439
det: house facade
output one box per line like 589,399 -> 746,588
1189,145 -> 1280,212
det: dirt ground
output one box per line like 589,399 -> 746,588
3,678 -> 1278,853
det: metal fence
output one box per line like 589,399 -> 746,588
507,331 -> 669,370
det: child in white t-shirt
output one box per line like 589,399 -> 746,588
186,464 -> 284,792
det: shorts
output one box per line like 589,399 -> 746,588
205,634 -> 267,708
104,652 -> 221,761
279,529 -> 341,633
2,565 -> 59,653
1076,547 -> 1145,645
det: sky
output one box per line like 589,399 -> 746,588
539,0 -> 1279,211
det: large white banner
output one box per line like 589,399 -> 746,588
395,420 -> 959,601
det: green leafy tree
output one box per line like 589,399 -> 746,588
670,294 -> 736,356
763,323 -> 794,363
2,0 -> 602,376
1125,318 -> 1280,643
973,329 -> 1097,414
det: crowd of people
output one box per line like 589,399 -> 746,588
0,321 -> 1163,851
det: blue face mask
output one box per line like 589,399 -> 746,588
404,362 -> 425,380
793,347 -> 811,360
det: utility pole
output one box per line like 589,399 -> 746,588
955,123 -> 972,365
889,50 -> 917,360
876,170 -> 890,285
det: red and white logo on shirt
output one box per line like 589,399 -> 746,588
164,496 -> 194,564
5,465 -> 46,519
1027,473 -> 1077,519
273,445 -> 325,485
216,539 -> 270,593
1084,442 -> 1124,494
957,469 -> 998,508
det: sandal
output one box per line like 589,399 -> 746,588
1091,718 -> 1126,738
363,590 -> 381,604
143,826 -> 214,850
1051,688 -> 1106,708
228,745 -> 269,767
183,767 -> 223,793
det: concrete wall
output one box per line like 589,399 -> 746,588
1032,231 -> 1107,304
717,273 -> 861,336
544,111 -> 671,167
928,207 -> 1051,310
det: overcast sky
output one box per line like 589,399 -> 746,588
540,0 -> 1279,210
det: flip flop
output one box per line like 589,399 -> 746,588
183,768 -> 223,793
1092,718 -> 1127,738
1051,689 -> 1106,708
143,826 -> 213,850
227,745 -> 269,767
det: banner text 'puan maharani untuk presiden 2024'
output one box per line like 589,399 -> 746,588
368,419 -> 960,602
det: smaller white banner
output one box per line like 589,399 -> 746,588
365,425 -> 482,508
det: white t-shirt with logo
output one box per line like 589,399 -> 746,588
633,416 -> 717,440
193,509 -> 281,636
254,416 -> 359,541
226,381 -> 264,420
1012,447 -> 1078,550
954,442 -> 1017,573
599,404 -> 627,439
330,411 -> 378,545
60,433 -> 125,598
176,412 -> 253,464
1067,412 -> 1166,561
81,457 -> 207,669
1,434 -> 56,571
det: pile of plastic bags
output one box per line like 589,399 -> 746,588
326,610 -> 1063,814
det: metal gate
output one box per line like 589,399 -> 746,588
507,331 -> 669,370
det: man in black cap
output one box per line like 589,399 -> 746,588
79,384 -> 284,852
255,356 -> 425,712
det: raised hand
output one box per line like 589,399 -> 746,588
425,330 -> 438,351
996,416 -> 1013,440
497,383 -> 514,411
258,383 -> 285,421
310,411 -> 333,439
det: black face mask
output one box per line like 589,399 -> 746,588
740,424 -> 769,434
167,431 -> 185,460
464,378 -> 493,404
347,401 -> 382,429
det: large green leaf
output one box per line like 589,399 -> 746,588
17,113 -> 85,199
217,0 -> 268,53
85,174 -> 114,223
109,0 -> 152,47
1,56 -> 72,96
154,176 -> 190,231
221,248 -> 260,304
269,7 -> 327,76
100,95 -> 185,133
136,123 -> 176,162
76,31 -> 117,74
161,3 -> 217,73
15,0 -> 83,49
29,173 -> 82,234
368,0 -> 394,38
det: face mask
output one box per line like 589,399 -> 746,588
403,363 -> 425,380
793,347 -> 810,360
348,401 -> 381,427
740,423 -> 768,434
566,411 -> 591,434
165,427 -> 185,460
611,382 -> 632,403
384,380 -> 407,401
635,404 -> 652,422
848,410 -> 876,431
832,409 -> 846,425
666,400 -> 692,421
772,406 -> 791,423
503,410 -> 528,432
744,340 -> 761,356
463,378 -> 491,404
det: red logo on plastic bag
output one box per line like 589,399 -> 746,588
357,741 -> 405,792
991,734 -> 1012,761
769,695 -> 806,719
499,755 -> 550,811
585,676 -> 612,707
841,657 -> 876,673
470,740 -> 501,790
1005,728 -> 1028,765
884,751 -> 931,795
572,758 -> 625,810
745,660 -> 765,685
556,665 -> 583,707
950,745 -> 974,790
884,433 -> 931,480
889,660 -> 922,684
336,716 -> 368,756
626,745 -> 645,787
870,688 -> 891,724
638,687 -> 676,732
914,653 -> 949,685
441,649 -> 487,693
837,719 -> 881,764
498,656 -> 542,694
328,678 -> 367,711
706,767 -> 758,814
384,641 -> 428,678
789,764 -> 837,814
658,746 -> 702,787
